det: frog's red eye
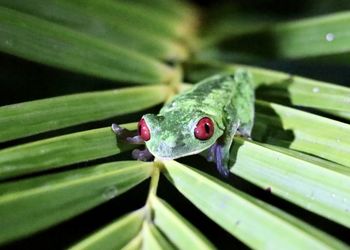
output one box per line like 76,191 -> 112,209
138,118 -> 150,141
194,117 -> 214,140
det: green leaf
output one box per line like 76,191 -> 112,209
94,0 -> 185,40
1,0 -> 188,60
150,195 -> 215,250
130,0 -> 194,22
125,0 -> 198,43
268,11 -> 350,58
0,161 -> 153,245
323,109 -> 350,120
121,234 -> 142,250
0,6 -> 174,83
69,209 -> 144,250
142,222 -> 175,250
207,11 -> 350,59
185,62 -> 350,118
163,160 -> 348,250
0,124 -> 136,180
201,12 -> 276,48
230,138 -> 350,228
255,100 -> 350,167
0,85 -> 170,142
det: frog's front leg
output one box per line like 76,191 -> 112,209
111,123 -> 154,161
211,142 -> 230,177
111,123 -> 144,144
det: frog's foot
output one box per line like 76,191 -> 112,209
208,143 -> 230,178
132,148 -> 154,161
111,123 -> 144,144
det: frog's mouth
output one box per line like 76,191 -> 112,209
147,142 -> 212,161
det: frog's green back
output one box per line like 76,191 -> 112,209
160,71 -> 254,129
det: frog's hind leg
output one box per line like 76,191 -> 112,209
111,123 -> 144,144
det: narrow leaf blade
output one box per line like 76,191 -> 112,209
209,11 -> 350,59
255,100 -> 350,167
1,0 -> 188,60
151,196 -> 215,250
230,138 -> 350,228
0,161 -> 153,245
0,7 -> 174,84
0,85 -> 170,142
142,222 -> 175,250
0,124 -> 136,179
70,209 -> 144,250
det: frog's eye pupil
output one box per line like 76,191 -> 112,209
138,118 -> 151,141
205,123 -> 210,134
194,117 -> 214,140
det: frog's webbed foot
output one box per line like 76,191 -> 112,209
111,123 -> 144,144
132,148 -> 154,161
208,143 -> 230,178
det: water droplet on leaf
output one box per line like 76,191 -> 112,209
5,40 -> 12,46
312,87 -> 320,93
325,33 -> 335,42
103,186 -> 118,200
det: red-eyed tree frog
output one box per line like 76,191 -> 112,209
112,70 -> 254,177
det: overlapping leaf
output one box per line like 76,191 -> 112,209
201,11 -> 350,59
0,7 -> 174,83
229,138 -> 350,227
254,100 -> 350,167
0,161 -> 153,245
163,160 -> 347,250
1,0 -> 188,60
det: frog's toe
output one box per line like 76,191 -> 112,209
111,123 -> 123,135
126,135 -> 144,144
216,163 -> 230,177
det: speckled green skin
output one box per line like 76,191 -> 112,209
142,71 -> 254,169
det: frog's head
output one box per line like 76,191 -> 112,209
138,111 -> 224,159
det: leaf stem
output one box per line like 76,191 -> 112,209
149,162 -> 161,197
144,161 -> 162,222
